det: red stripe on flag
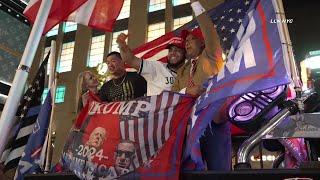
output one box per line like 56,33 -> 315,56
124,119 -> 129,140
161,93 -> 173,143
257,2 -> 275,71
24,0 -> 88,34
143,115 -> 151,158
152,93 -> 163,152
31,147 -> 42,158
140,44 -> 168,60
209,72 -> 275,94
133,117 -> 143,166
88,0 -> 124,32
133,32 -> 175,54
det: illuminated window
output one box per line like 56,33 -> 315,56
173,16 -> 192,30
110,30 -> 128,52
117,0 -> 131,20
43,47 -> 52,75
55,86 -> 66,103
172,0 -> 190,6
63,22 -> 77,32
41,86 -> 66,104
57,42 -> 74,73
149,0 -> 166,12
147,22 -> 165,42
88,35 -> 106,67
46,24 -> 59,37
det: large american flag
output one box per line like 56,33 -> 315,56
184,0 -> 292,170
133,0 -> 253,61
119,91 -> 193,169
0,52 -> 48,172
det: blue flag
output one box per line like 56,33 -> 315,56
185,0 -> 292,170
15,91 -> 52,180
197,0 -> 291,110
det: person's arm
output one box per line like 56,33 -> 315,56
116,33 -> 142,70
191,0 -> 222,60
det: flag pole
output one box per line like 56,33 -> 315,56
44,40 -> 57,172
0,0 -> 53,156
276,0 -> 304,111
276,0 -> 301,88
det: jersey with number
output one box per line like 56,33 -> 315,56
138,60 -> 177,96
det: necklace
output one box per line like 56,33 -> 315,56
112,73 -> 127,87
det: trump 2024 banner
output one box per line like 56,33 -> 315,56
61,91 -> 194,179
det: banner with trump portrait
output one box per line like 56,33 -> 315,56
60,91 -> 194,179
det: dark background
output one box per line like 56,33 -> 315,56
283,0 -> 320,61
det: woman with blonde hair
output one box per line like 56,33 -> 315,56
75,71 -> 100,114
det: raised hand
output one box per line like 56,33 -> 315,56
116,33 -> 128,47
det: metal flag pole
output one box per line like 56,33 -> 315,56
276,0 -> 304,112
235,0 -> 302,167
276,0 -> 301,88
44,40 -> 57,172
0,0 -> 53,156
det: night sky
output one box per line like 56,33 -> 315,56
283,0 -> 320,62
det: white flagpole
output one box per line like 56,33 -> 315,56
44,40 -> 57,172
276,0 -> 301,89
276,0 -> 304,112
0,0 -> 53,156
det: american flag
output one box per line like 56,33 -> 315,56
0,52 -> 49,172
185,0 -> 292,170
62,91 -> 194,179
133,0 -> 253,61
119,91 -> 193,169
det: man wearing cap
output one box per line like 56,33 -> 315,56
173,0 -> 231,171
172,1 -> 224,96
116,33 -> 186,96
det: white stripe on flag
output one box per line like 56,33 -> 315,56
5,145 -> 26,164
128,120 -> 139,168
157,92 -> 169,148
120,121 -> 125,139
68,0 -> 97,25
0,149 -> 10,163
144,49 -> 169,61
147,96 -> 157,156
137,118 -> 147,163
135,37 -> 181,58
165,94 -> 179,140
16,125 -> 34,139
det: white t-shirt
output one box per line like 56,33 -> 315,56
138,60 -> 177,96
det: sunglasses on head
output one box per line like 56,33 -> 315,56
116,150 -> 134,158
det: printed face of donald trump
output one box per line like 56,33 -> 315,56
87,127 -> 107,149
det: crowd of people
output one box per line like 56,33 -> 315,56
74,0 -> 231,171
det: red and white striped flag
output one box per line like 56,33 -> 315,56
67,0 -> 124,32
133,32 -> 178,63
61,91 -> 195,179
120,92 -> 184,168
24,0 -> 124,34
23,0 -> 88,34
